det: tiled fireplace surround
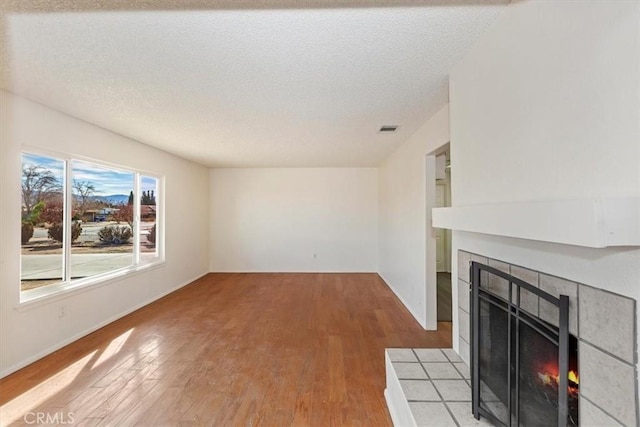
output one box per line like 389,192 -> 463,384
385,250 -> 639,426
455,250 -> 639,426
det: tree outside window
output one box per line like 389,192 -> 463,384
20,152 -> 162,296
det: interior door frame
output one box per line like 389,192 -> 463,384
425,143 -> 450,331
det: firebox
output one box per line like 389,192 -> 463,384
470,261 -> 579,426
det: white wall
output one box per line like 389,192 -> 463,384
378,105 -> 449,328
448,0 -> 640,361
450,1 -> 640,206
0,91 -> 210,377
209,168 -> 378,272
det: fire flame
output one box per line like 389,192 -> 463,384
537,370 -> 579,394
537,372 -> 555,386
568,370 -> 579,385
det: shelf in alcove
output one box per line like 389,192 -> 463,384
432,197 -> 640,248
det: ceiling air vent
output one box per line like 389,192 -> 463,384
378,125 -> 399,133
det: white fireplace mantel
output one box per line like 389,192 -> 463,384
432,197 -> 640,248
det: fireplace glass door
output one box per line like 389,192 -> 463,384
470,262 -> 578,427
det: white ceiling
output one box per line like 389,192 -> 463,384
1,1 -> 507,168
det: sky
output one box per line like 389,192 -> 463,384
22,153 -> 158,196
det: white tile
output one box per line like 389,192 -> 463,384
459,309 -> 470,343
580,341 -> 637,426
447,402 -> 494,426
539,274 -> 578,335
414,348 -> 448,362
579,284 -> 635,364
422,362 -> 462,379
510,265 -> 539,317
580,396 -> 623,427
433,379 -> 471,401
470,254 -> 487,264
453,362 -> 470,380
458,339 -> 470,365
393,362 -> 428,380
469,254 -> 489,290
458,279 -> 470,312
487,259 -> 510,301
387,348 -> 418,362
509,264 -> 538,286
458,251 -> 472,282
400,380 -> 441,401
409,402 -> 457,427
442,348 -> 463,363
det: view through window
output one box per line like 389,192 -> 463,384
21,153 -> 65,290
21,152 -> 162,297
140,176 -> 158,261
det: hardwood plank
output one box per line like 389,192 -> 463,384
0,273 -> 451,426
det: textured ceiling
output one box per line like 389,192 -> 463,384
1,1 -> 507,167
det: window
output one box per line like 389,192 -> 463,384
20,152 -> 163,300
140,176 -> 159,261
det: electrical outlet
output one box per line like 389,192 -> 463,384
58,305 -> 66,319
313,253 -> 318,260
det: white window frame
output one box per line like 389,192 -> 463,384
19,149 -> 165,305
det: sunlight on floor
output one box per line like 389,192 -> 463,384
91,328 -> 134,370
0,350 -> 97,425
0,328 -> 136,425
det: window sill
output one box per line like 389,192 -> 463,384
15,259 -> 166,312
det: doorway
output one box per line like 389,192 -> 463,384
435,151 -> 452,322
425,145 -> 452,330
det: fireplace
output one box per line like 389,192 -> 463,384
470,261 -> 578,426
457,250 -> 638,426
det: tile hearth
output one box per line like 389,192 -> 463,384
385,348 -> 491,426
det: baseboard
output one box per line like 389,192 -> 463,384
0,272 -> 208,379
208,270 -> 378,274
377,272 -> 426,329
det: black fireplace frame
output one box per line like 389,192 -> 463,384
470,261 -> 571,427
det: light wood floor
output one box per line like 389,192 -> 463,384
0,273 -> 452,426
